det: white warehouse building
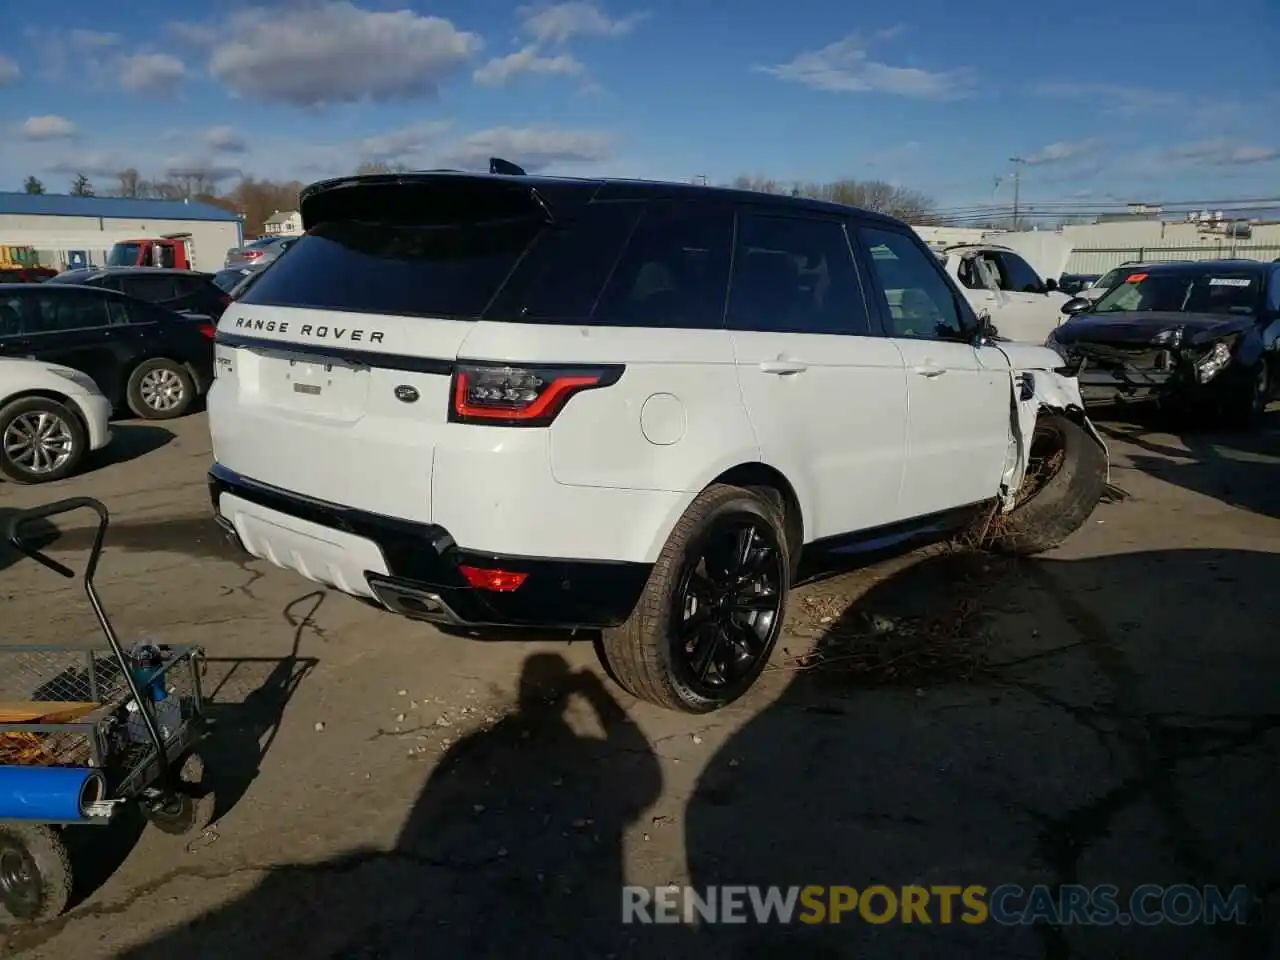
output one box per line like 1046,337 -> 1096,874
0,192 -> 243,274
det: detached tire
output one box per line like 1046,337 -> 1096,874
599,484 -> 790,714
0,824 -> 72,923
0,396 -> 88,484
991,414 -> 1106,556
127,359 -> 195,420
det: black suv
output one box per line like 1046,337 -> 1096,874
0,283 -> 215,419
48,267 -> 232,320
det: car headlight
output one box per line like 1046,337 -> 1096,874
1195,340 -> 1232,384
48,368 -> 100,393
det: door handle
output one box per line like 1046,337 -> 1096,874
913,363 -> 946,378
758,359 -> 808,375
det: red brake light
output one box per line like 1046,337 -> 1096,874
243,250 -> 263,259
197,323 -> 216,339
458,565 -> 528,592
450,363 -> 622,427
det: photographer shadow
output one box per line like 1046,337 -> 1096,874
121,652 -> 664,959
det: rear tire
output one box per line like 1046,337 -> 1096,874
0,396 -> 88,484
127,359 -> 195,420
991,414 -> 1106,556
0,824 -> 72,923
599,484 -> 790,714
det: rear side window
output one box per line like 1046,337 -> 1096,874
240,218 -> 540,318
726,214 -> 871,335
591,204 -> 733,329
488,202 -> 642,323
124,275 -> 179,302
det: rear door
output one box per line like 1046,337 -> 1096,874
7,288 -> 129,400
856,227 -> 1010,519
728,211 -> 908,538
211,177 -> 555,520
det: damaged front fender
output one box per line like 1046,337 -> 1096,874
1000,369 -> 1110,511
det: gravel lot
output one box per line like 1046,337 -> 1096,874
1,410 -> 1278,959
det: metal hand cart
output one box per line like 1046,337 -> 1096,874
0,498 -> 211,924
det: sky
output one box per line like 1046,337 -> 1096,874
0,0 -> 1277,216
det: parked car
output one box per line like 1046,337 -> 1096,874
1058,273 -> 1100,296
207,163 -> 1110,714
47,267 -> 232,320
1076,260 -> 1193,302
935,243 -> 1072,342
0,355 -> 113,482
0,267 -> 57,284
223,235 -> 300,270
213,263 -> 267,296
0,284 -> 215,421
1049,260 -> 1280,424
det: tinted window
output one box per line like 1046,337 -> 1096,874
123,275 -> 179,302
591,204 -> 733,329
30,291 -> 111,333
0,294 -> 22,335
240,218 -> 540,318
727,214 -> 870,335
107,243 -> 142,267
1269,268 -> 1280,312
489,202 -> 642,323
860,228 -> 966,340
998,252 -> 1044,293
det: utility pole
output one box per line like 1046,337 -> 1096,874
1008,157 -> 1025,230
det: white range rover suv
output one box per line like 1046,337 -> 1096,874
207,164 -> 1109,713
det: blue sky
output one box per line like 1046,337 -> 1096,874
1,0 -> 1277,215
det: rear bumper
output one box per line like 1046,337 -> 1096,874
208,464 -> 651,630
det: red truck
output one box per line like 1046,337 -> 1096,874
107,233 -> 195,270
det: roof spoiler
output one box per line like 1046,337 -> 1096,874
489,157 -> 527,176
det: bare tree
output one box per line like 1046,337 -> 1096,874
115,168 -> 147,198
70,174 -> 93,196
731,175 -> 938,222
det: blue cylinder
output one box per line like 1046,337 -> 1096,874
0,765 -> 107,821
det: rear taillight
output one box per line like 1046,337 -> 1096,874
450,363 -> 622,427
197,323 -> 216,339
458,565 -> 527,592
243,250 -> 263,260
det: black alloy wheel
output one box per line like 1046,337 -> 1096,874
670,516 -> 786,699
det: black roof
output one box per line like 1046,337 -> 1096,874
299,169 -> 908,230
54,266 -> 213,280
4,281 -> 159,296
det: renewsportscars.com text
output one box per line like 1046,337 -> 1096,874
622,884 -> 1253,926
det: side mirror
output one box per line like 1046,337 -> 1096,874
1061,297 -> 1092,316
970,311 -> 998,345
1044,277 -> 1058,293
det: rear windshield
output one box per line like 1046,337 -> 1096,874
239,217 -> 542,318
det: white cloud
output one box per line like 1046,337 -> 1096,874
207,1 -> 483,107
518,2 -> 646,44
1022,139 -> 1101,166
118,53 -> 186,94
756,32 -> 975,100
203,126 -> 248,154
355,121 -> 453,163
19,115 -> 78,141
474,3 -> 639,88
0,55 -> 21,86
1165,139 -> 1280,166
162,156 -> 243,183
47,151 -> 128,178
438,125 -> 614,172
474,46 -> 585,86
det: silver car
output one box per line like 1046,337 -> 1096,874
223,235 -> 299,270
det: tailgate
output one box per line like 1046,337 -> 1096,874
209,304 -> 471,523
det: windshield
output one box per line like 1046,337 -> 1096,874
107,243 -> 142,267
1092,269 -> 1259,315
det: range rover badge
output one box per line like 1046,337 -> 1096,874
394,385 -> 419,403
